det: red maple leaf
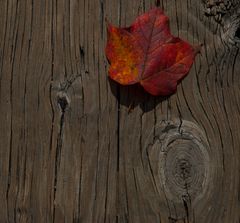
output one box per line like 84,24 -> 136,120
105,8 -> 201,96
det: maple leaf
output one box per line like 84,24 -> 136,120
105,8 -> 201,96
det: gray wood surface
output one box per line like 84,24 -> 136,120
0,0 -> 240,222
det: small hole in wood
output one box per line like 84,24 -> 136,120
235,27 -> 240,39
80,46 -> 85,58
57,96 -> 68,112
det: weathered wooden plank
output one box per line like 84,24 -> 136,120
0,0 -> 55,222
0,0 -> 240,222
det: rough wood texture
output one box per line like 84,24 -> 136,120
0,0 -> 240,222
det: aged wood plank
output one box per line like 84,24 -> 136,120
0,0 -> 240,222
0,0 -> 55,222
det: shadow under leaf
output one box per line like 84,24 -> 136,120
109,78 -> 169,113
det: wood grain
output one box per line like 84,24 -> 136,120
0,0 -> 239,222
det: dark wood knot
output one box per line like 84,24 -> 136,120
57,92 -> 70,113
235,26 -> 240,39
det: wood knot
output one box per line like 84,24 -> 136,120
145,120 -> 213,206
235,26 -> 240,39
57,93 -> 70,113
203,0 -> 238,23
162,136 -> 208,201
